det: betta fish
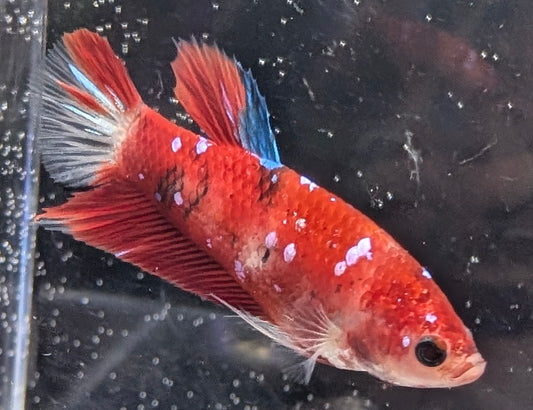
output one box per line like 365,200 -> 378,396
37,29 -> 486,388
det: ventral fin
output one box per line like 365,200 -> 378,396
37,183 -> 265,317
171,39 -> 281,169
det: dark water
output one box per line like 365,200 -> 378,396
4,0 -> 533,408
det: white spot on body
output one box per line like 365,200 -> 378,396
295,218 -> 306,232
402,336 -> 411,348
345,237 -> 372,266
425,313 -> 438,324
171,136 -> 182,152
300,175 -> 318,192
330,197 -> 336,202
334,261 -> 347,276
283,243 -> 296,263
206,238 -> 212,248
271,174 -> 278,184
195,137 -> 210,155
138,173 -> 145,180
422,268 -> 432,279
234,260 -> 245,280
154,192 -> 162,202
265,231 -> 278,249
173,191 -> 184,206
273,284 -> 282,293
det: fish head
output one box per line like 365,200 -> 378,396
339,259 -> 486,388
362,325 -> 487,388
340,305 -> 486,388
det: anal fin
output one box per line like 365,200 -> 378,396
38,183 -> 265,316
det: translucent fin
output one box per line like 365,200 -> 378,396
214,295 -> 344,384
212,295 -> 294,349
40,29 -> 143,187
283,304 -> 347,384
283,352 -> 319,385
37,183 -> 265,316
171,39 -> 281,168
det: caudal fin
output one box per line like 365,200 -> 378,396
41,29 -> 143,187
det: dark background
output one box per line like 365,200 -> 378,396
29,0 -> 533,408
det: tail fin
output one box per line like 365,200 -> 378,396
41,29 -> 143,187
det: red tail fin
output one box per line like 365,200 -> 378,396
41,29 -> 143,187
62,29 -> 142,110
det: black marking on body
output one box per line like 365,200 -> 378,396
184,164 -> 209,218
157,165 -> 185,206
258,169 -> 279,205
262,248 -> 270,264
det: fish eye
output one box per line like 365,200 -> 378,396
415,337 -> 447,367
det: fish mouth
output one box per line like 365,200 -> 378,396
451,352 -> 486,385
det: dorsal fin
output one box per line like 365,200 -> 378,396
37,183 -> 266,317
171,40 -> 281,168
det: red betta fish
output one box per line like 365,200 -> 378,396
38,29 -> 486,388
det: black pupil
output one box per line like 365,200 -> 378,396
415,339 -> 447,367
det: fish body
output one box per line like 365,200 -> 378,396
38,29 -> 485,387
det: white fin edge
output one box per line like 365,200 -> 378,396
36,218 -> 71,233
39,43 -> 132,187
